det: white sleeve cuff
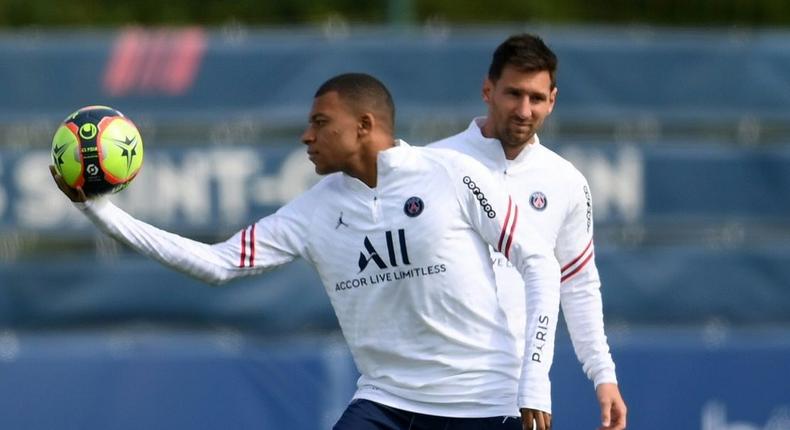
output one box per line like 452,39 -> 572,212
593,367 -> 618,387
73,196 -> 110,212
517,396 -> 552,414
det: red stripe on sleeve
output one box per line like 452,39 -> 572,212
497,197 -> 513,252
503,204 -> 519,259
561,239 -> 593,273
239,227 -> 248,268
248,224 -> 256,268
561,251 -> 594,283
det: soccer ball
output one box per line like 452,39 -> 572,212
51,105 -> 144,196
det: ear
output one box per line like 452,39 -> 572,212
547,86 -> 558,114
358,113 -> 374,137
482,77 -> 493,103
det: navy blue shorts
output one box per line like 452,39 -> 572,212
333,399 -> 522,430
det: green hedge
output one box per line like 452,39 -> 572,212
2,0 -> 790,26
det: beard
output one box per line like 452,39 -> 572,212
498,120 -> 536,149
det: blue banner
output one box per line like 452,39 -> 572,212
0,144 -> 318,234
3,28 -> 790,126
3,143 -> 790,232
2,143 -> 790,326
0,328 -> 787,430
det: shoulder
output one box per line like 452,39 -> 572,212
418,146 -> 492,179
534,144 -> 588,186
428,129 -> 471,151
428,128 -> 491,163
391,142 -> 496,190
281,173 -> 341,213
391,146 -> 495,199
299,173 -> 341,197
414,147 -> 502,208
531,146 -> 592,218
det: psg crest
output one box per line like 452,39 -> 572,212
403,196 -> 424,217
529,191 -> 547,211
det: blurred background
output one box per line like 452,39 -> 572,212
1,1 -> 790,429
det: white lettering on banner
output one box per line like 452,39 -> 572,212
561,146 -> 643,222
701,401 -> 790,430
8,148 -> 318,230
115,153 -> 213,224
114,148 -> 261,226
15,153 -> 86,228
113,147 -> 317,227
250,149 -> 319,205
213,153 -> 259,223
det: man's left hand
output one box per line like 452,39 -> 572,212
521,408 -> 551,430
596,383 -> 627,429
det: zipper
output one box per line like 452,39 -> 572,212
372,194 -> 381,222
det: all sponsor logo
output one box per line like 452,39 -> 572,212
334,230 -> 447,292
358,229 -> 411,273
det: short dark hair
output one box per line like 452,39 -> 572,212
315,73 -> 396,131
488,34 -> 558,88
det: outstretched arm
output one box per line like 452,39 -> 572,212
50,165 -> 306,285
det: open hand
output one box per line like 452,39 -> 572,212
49,165 -> 87,203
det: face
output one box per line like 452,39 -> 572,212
482,65 -> 557,154
301,91 -> 362,175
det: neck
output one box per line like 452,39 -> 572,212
501,141 -> 530,160
347,137 -> 395,188
480,120 -> 533,161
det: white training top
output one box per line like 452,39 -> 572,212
77,140 -> 561,416
430,118 -> 618,388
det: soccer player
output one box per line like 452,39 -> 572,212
430,34 -> 628,430
51,73 -> 561,430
